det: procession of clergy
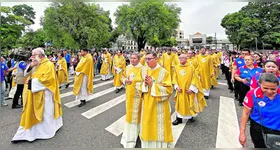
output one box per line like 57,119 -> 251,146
11,46 -> 224,148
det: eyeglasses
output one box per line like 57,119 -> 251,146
145,57 -> 155,61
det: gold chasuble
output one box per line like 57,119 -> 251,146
172,54 -> 180,68
197,54 -> 214,91
162,53 -> 175,80
172,64 -> 207,117
210,54 -> 219,86
100,53 -> 112,75
123,64 -> 147,124
113,55 -> 126,87
57,58 -> 69,85
20,58 -> 62,130
73,53 -> 94,95
136,64 -> 173,143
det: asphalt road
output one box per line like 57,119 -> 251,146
0,73 -> 254,148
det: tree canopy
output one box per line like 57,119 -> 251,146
1,4 -> 35,53
221,2 -> 280,50
114,2 -> 181,51
42,2 -> 113,50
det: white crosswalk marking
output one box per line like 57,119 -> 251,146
64,87 -> 116,108
81,94 -> 126,119
60,80 -> 113,98
170,112 -> 187,148
105,115 -> 126,136
104,109 -> 186,148
218,82 -> 227,86
216,96 -> 242,148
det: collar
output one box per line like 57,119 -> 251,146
254,87 -> 280,98
149,63 -> 160,70
243,65 -> 258,69
130,63 -> 142,68
39,57 -> 49,65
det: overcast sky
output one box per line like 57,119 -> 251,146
2,1 -> 248,39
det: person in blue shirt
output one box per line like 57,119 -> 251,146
1,57 -> 15,107
12,55 -> 28,109
239,73 -> 280,148
235,55 -> 263,106
231,49 -> 251,101
63,49 -> 71,70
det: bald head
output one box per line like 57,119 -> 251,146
179,54 -> 188,65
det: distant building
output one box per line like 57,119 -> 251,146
189,32 -> 207,49
175,28 -> 189,49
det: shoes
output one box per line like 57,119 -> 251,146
59,86 -> 61,89
172,117 -> 182,126
1,103 -> 8,107
204,96 -> 209,99
12,104 -> 22,109
115,89 -> 120,93
238,102 -> 244,106
189,117 -> 195,123
65,83 -> 70,88
5,97 -> 13,100
230,90 -> 234,93
78,100 -> 86,107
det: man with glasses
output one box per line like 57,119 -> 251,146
172,54 -> 207,125
136,52 -> 173,148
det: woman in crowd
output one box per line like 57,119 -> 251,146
71,54 -> 80,71
254,53 -> 263,68
239,73 -> 280,148
235,55 -> 263,106
251,60 -> 280,89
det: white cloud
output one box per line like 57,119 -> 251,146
1,2 -> 248,39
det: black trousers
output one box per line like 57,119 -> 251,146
224,66 -> 234,90
239,84 -> 250,103
12,84 -> 24,106
234,80 -> 241,99
250,119 -> 280,148
67,63 -> 70,70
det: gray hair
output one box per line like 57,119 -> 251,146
33,48 -> 46,57
130,52 -> 140,60
259,73 -> 279,86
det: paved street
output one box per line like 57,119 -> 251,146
0,74 -> 254,148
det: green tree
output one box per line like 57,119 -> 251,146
221,2 -> 280,49
114,2 -> 181,51
42,2 -> 112,50
1,4 -> 35,54
206,36 -> 213,44
19,29 -> 47,50
221,11 -> 261,50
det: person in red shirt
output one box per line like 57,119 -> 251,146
239,73 -> 280,148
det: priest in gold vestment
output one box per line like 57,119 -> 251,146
120,53 -> 147,148
12,48 -> 63,142
197,48 -> 214,99
100,49 -> 112,81
73,48 -> 94,107
113,51 -> 126,93
56,52 -> 69,89
136,52 -> 173,148
172,54 -> 207,125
